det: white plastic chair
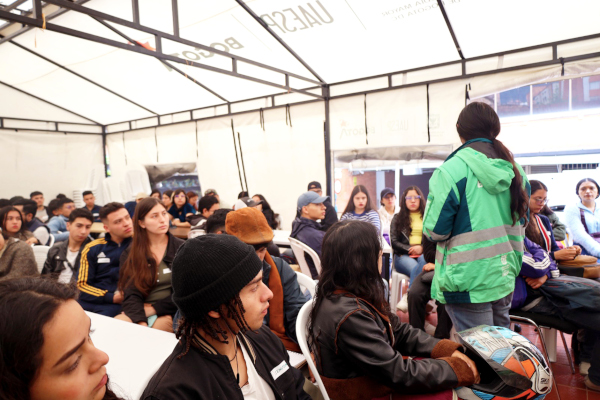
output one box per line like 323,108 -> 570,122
48,233 -> 55,248
288,237 -> 321,278
32,245 -> 50,274
389,248 -> 410,307
295,271 -> 316,298
295,302 -> 331,400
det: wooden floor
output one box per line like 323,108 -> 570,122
396,310 -> 597,400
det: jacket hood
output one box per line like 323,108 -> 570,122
456,147 -> 514,195
291,217 -> 321,237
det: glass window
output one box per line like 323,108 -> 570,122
497,87 -> 530,118
532,81 -> 569,115
572,75 -> 600,111
469,95 -> 494,108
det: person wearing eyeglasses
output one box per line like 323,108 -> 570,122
565,178 -> 600,257
527,180 -> 579,261
390,186 -> 427,312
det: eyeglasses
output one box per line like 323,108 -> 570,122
532,197 -> 548,205
405,196 -> 421,201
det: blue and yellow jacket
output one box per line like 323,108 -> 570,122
76,233 -> 132,304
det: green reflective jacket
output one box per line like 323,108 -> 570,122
423,139 -> 530,304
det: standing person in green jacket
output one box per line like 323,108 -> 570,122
423,102 -> 530,332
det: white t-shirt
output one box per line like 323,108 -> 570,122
239,341 -> 276,400
36,208 -> 49,223
58,248 -> 79,284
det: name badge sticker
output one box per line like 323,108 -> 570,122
98,257 -> 110,264
163,268 -> 172,274
270,360 -> 290,381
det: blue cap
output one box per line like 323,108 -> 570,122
297,191 -> 328,210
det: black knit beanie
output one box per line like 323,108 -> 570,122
171,234 -> 263,321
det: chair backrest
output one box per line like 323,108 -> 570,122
102,177 -> 126,203
124,168 -> 151,201
288,237 -> 321,278
48,234 -> 55,248
295,271 -> 316,298
32,245 -> 50,274
295,302 -> 331,400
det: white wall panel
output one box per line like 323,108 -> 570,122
0,130 -> 102,199
156,122 -> 197,164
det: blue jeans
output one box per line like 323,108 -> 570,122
394,254 -> 426,287
444,292 -> 513,332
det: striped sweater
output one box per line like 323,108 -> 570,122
340,210 -> 381,234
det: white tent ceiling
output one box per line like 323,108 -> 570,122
1,0 -> 600,128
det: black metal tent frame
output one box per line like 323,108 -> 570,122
1,0 -> 600,195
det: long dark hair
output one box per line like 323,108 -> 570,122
0,206 -> 27,239
308,220 -> 390,349
342,185 -> 373,215
526,180 -> 548,249
119,197 -> 166,296
253,194 -> 272,211
457,102 -> 528,225
0,278 -> 122,400
530,179 -> 553,216
393,186 -> 426,237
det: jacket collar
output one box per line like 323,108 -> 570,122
191,331 -> 256,363
55,237 -> 93,260
163,231 -> 183,264
445,138 -> 493,162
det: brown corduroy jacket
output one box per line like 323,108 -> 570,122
0,238 -> 38,281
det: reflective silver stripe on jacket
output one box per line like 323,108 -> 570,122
437,240 -> 523,266
445,225 -> 525,251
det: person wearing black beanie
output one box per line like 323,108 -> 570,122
141,234 -> 310,400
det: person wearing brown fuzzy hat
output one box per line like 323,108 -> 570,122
226,207 -> 309,353
141,234 -> 310,400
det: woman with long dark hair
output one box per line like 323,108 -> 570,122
423,102 -> 530,332
167,189 -> 194,227
390,186 -> 427,311
340,185 -> 381,234
116,197 -> 184,332
308,220 -> 478,399
0,205 -> 36,245
252,194 -> 278,229
0,278 -> 123,400
161,190 -> 174,210
565,178 -> 600,257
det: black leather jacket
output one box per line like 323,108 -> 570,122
312,292 -> 470,398
390,213 -> 412,255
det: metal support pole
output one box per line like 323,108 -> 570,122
102,126 -> 109,177
323,85 -> 332,198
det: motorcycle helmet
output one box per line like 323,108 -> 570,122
455,325 -> 552,400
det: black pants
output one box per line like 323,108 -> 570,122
408,270 -> 453,339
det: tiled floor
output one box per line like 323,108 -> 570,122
396,309 -> 596,400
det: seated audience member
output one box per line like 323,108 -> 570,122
30,191 -> 49,223
47,197 -> 77,242
513,237 -> 600,392
187,191 -> 199,211
531,181 -> 566,242
116,198 -> 183,332
168,189 -> 195,226
188,196 -> 221,238
125,192 -> 147,218
0,205 -> 36,245
378,187 -> 398,244
56,193 -> 67,199
290,191 -> 328,279
234,196 -> 259,211
9,195 -> 26,205
162,190 -> 174,210
82,190 -> 102,222
527,180 -> 581,261
141,235 -> 310,400
0,278 -> 124,400
226,207 -> 308,351
565,178 -> 600,256
205,188 -> 231,209
308,220 -> 479,398
340,185 -> 381,234
252,194 -> 278,229
0,199 -> 10,208
150,189 -> 161,199
296,181 -> 338,231
47,198 -> 61,218
408,235 -> 453,339
0,232 -> 37,281
23,200 -> 51,245
391,186 -> 427,311
77,202 -> 133,317
205,208 -> 233,234
42,209 -> 93,282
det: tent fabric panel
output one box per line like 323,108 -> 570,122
230,98 -> 270,114
330,77 -> 389,97
106,133 -> 127,180
445,0 -> 600,58
427,80 -> 468,147
273,92 -> 321,106
133,117 -> 160,130
402,63 -> 463,85
155,122 -> 198,164
106,122 -> 130,133
57,123 -> 103,134
193,107 -> 221,120
0,130 -> 102,199
138,0 -> 174,34
330,86 -> 428,151
0,81 -> 91,124
3,120 -> 55,130
123,128 -> 159,167
558,38 -> 600,59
